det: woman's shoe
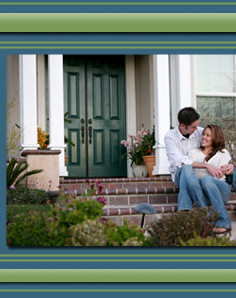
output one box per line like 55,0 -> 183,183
212,227 -> 231,234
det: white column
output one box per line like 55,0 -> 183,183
170,55 -> 192,127
47,55 -> 68,176
19,55 -> 39,151
152,55 -> 171,175
37,55 -> 46,131
125,55 -> 137,178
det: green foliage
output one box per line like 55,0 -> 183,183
70,220 -> 107,246
7,157 -> 43,190
199,115 -> 236,162
7,181 -> 147,246
105,218 -> 147,246
7,186 -> 51,205
7,204 -> 50,222
7,197 -> 105,246
147,206 -> 219,246
70,218 -> 146,246
139,126 -> 156,155
180,232 -> 236,246
7,183 -> 107,246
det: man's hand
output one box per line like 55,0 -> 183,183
220,163 -> 234,175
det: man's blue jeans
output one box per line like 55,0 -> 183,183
175,165 -> 208,211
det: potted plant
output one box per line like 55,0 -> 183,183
121,131 -> 148,178
37,127 -> 49,150
141,126 -> 156,177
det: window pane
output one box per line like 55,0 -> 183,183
197,96 -> 235,118
197,55 -> 235,93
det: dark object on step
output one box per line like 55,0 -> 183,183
226,174 -> 233,185
134,203 -> 156,228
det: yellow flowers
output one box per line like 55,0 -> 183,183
37,127 -> 49,150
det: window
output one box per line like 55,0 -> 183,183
195,55 -> 236,118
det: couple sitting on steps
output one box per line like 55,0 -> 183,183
164,107 -> 236,234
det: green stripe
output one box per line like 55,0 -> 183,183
1,254 -> 236,257
1,13 -> 236,32
1,259 -> 236,262
0,289 -> 236,292
1,46 -> 236,49
0,269 -> 236,282
1,2 -> 236,5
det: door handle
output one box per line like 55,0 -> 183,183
89,126 -> 92,144
81,126 -> 85,144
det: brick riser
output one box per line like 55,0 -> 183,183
102,203 -> 236,226
60,187 -> 236,207
59,176 -> 174,191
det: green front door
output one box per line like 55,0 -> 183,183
64,55 -> 127,178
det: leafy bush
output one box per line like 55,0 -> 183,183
105,218 -> 148,246
7,181 -> 148,246
180,232 -> 236,246
7,204 -> 50,221
70,220 -> 107,246
7,186 -> 51,205
7,157 -> 43,190
69,218 -> 147,246
7,197 -> 106,246
147,207 -> 219,246
199,115 -> 236,162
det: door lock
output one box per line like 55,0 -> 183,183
81,118 -> 85,124
88,119 -> 93,124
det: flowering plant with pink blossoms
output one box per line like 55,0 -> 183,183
121,127 -> 156,166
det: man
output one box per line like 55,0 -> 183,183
164,107 -> 236,211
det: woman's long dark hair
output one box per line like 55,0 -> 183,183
200,124 -> 226,162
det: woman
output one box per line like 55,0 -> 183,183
187,124 -> 232,234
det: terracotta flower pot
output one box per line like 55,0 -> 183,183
142,155 -> 156,177
65,156 -> 68,165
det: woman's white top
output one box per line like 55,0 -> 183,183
188,148 -> 231,181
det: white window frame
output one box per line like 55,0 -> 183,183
191,55 -> 236,116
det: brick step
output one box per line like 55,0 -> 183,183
102,202 -> 236,226
57,176 -> 236,227
61,186 -> 236,207
59,176 -> 174,191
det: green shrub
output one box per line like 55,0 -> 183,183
7,182 -> 107,246
69,218 -> 147,246
7,204 -> 50,221
147,207 -> 219,246
7,186 -> 51,205
7,157 -> 43,190
7,182 -> 149,247
70,220 -> 107,246
105,218 -> 148,246
180,232 -> 236,246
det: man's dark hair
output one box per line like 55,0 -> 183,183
178,107 -> 200,127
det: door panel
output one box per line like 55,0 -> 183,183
64,56 -> 86,177
64,55 -> 126,178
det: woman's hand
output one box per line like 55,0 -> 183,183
220,163 -> 234,175
205,164 -> 223,179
